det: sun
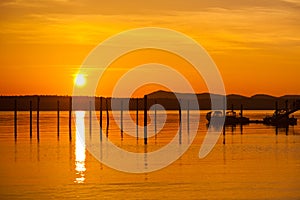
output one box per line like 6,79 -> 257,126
74,74 -> 86,87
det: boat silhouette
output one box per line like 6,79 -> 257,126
206,110 -> 250,125
263,100 -> 300,126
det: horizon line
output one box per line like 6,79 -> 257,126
1,90 -> 300,99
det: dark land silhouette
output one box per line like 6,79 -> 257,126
0,90 -> 300,111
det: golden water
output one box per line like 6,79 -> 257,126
0,111 -> 300,199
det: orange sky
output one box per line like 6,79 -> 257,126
0,0 -> 300,97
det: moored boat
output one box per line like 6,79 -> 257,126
263,100 -> 300,126
263,110 -> 297,126
206,110 -> 249,125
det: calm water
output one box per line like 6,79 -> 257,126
0,110 -> 300,199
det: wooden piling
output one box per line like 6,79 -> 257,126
69,97 -> 72,141
120,100 -> 123,137
275,101 -> 278,117
14,99 -> 17,139
37,96 -> 40,141
106,98 -> 109,135
179,100 -> 182,144
30,100 -> 32,138
144,95 -> 147,145
136,98 -> 139,139
100,97 -> 103,141
154,100 -> 157,135
57,100 -> 60,139
223,96 -> 226,116
240,104 -> 243,118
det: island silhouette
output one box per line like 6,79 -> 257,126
1,90 -> 299,111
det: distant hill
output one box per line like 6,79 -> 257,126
147,91 -> 300,110
0,91 -> 299,111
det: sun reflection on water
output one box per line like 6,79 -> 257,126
74,111 -> 86,184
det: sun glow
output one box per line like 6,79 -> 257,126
74,74 -> 86,87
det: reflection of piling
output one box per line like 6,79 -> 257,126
106,98 -> 109,135
240,124 -> 243,135
179,100 -> 182,144
14,99 -> 17,139
57,100 -> 60,139
30,100 -> 32,138
37,97 -> 40,141
120,100 -> 123,138
144,145 -> 148,170
100,97 -> 103,141
136,98 -> 139,139
144,95 -> 148,145
69,97 -> 72,141
223,126 -> 226,145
